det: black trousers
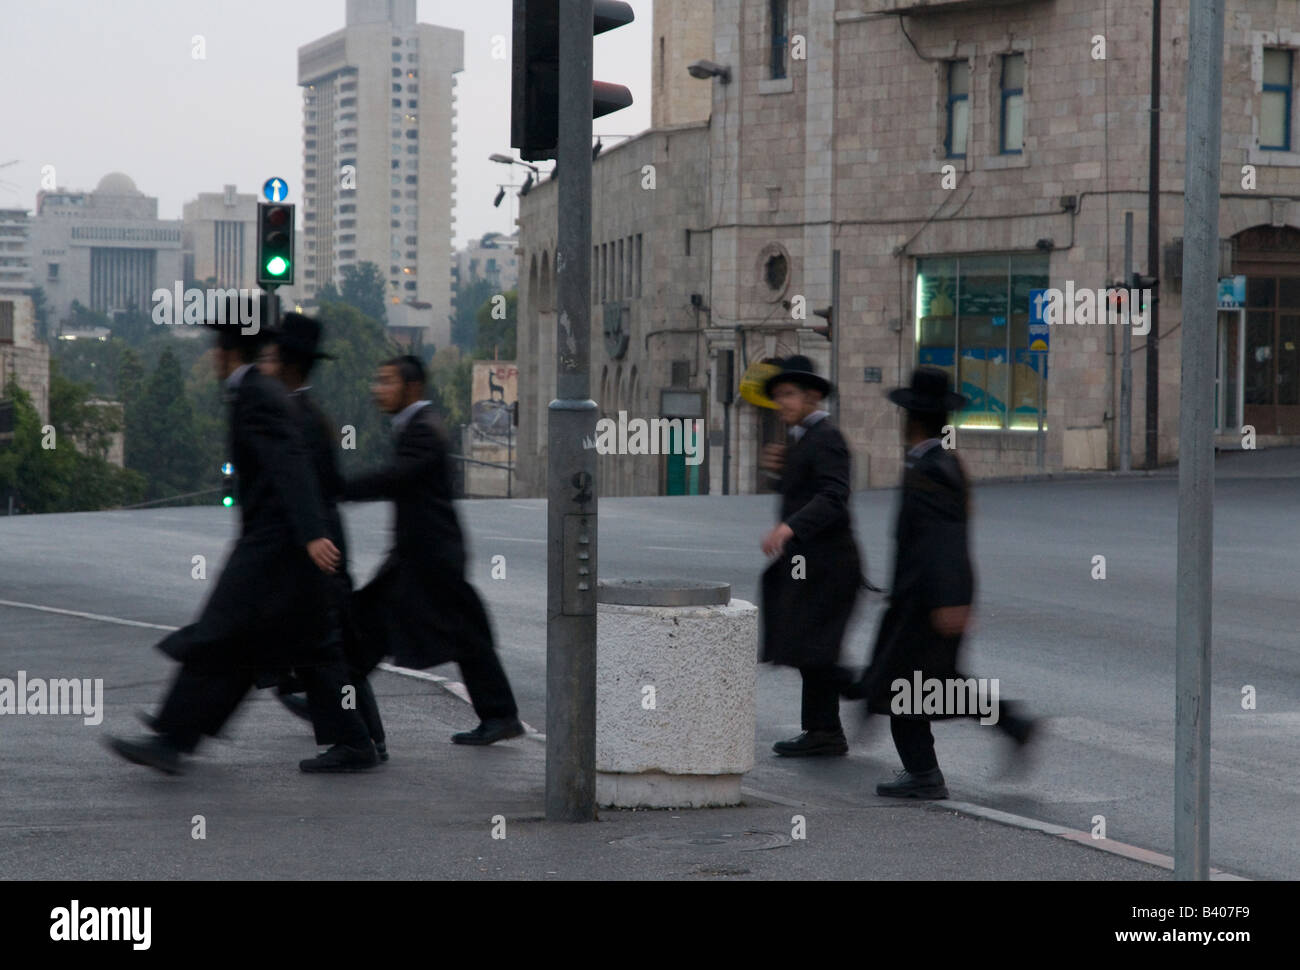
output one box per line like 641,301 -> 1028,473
889,701 -> 1032,774
799,665 -> 850,733
459,646 -> 519,723
155,648 -> 371,753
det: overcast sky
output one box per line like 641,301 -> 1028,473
0,0 -> 653,249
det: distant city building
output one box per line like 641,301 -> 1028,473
0,209 -> 33,292
182,184 -> 258,289
29,172 -> 183,333
297,0 -> 463,348
453,232 -> 519,293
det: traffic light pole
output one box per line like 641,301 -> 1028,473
1174,0 -> 1223,882
546,0 -> 599,823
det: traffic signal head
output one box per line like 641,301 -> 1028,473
220,461 -> 235,508
258,203 -> 295,286
511,0 -> 635,162
812,306 -> 833,341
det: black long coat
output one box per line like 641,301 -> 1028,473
157,367 -> 332,673
344,403 -> 494,671
759,416 -> 863,668
859,442 -> 974,716
288,388 -> 360,651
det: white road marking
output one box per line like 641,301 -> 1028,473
0,599 -> 179,631
645,546 -> 748,555
0,599 -> 541,737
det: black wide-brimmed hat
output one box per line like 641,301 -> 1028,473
272,311 -> 335,361
887,366 -> 967,413
203,292 -> 270,352
764,354 -> 833,398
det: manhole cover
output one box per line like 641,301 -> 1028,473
610,830 -> 790,852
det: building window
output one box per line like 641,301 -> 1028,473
0,301 -> 13,343
48,262 -> 59,280
393,53 -> 402,62
392,99 -> 401,108
769,0 -> 789,80
945,61 -> 970,159
999,53 -> 1025,154
915,253 -> 1050,430
408,99 -> 418,108
392,68 -> 401,77
1262,48 -> 1293,151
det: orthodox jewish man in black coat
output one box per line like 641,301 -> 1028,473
850,367 -> 1035,799
105,295 -> 379,774
759,355 -> 864,757
259,312 -> 387,760
344,355 -> 524,745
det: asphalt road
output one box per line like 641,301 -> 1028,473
1,447 -> 1297,879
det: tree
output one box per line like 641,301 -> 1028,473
474,288 -> 517,360
339,262 -> 388,326
0,385 -> 144,513
426,346 -> 473,429
49,361 -> 121,461
30,286 -> 51,343
451,278 -> 496,351
310,300 -> 400,476
128,347 -> 204,501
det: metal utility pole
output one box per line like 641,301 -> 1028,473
1120,212 -> 1134,472
829,249 -> 841,424
545,0 -> 598,823
1175,0 -> 1223,882
1145,0 -> 1162,469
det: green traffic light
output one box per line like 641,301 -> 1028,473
266,256 -> 289,277
223,496 -> 234,507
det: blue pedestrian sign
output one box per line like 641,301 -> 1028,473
1028,288 -> 1050,351
262,177 -> 289,202
1029,288 -> 1048,325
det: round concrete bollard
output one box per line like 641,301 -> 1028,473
596,578 -> 758,809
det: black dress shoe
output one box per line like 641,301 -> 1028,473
876,768 -> 949,799
276,692 -> 312,723
105,735 -> 184,775
772,730 -> 849,757
452,718 -> 525,745
299,742 -> 379,773
374,741 -> 389,762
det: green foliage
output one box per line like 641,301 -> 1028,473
309,300 -> 400,476
126,346 -> 205,502
30,286 -> 51,343
474,288 -> 517,360
339,262 -> 388,328
451,278 -> 496,351
0,384 -> 145,513
425,346 -> 473,430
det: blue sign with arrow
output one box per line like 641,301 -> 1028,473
262,177 -> 289,202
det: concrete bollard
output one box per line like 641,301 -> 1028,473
596,578 -> 758,809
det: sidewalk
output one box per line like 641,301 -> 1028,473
1,666 -> 1167,880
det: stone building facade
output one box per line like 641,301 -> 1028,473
516,0 -> 1300,496
0,294 -> 50,424
30,173 -> 183,333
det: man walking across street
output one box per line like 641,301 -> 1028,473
344,355 -> 524,745
105,295 -> 380,775
850,367 -> 1035,798
259,312 -> 388,761
759,355 -> 865,757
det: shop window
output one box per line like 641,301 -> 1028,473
916,253 -> 1050,429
